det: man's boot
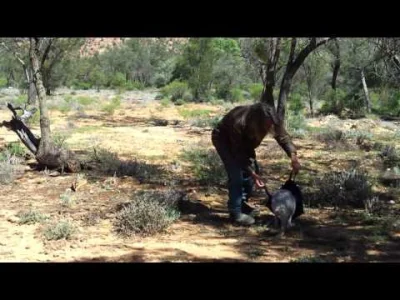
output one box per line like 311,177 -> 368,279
241,201 -> 260,217
229,212 -> 255,226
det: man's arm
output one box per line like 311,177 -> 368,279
273,123 -> 297,157
273,123 -> 301,173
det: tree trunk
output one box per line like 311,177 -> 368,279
260,38 -> 281,109
275,38 -> 332,122
302,63 -> 314,117
277,74 -> 293,121
29,38 -> 81,173
28,80 -> 37,105
46,87 -> 51,96
331,39 -> 341,90
307,87 -> 314,118
361,69 -> 371,113
30,38 -> 51,154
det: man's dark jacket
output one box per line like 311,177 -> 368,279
212,102 -> 297,174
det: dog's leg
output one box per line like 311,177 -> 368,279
288,215 -> 294,228
279,217 -> 288,237
274,216 -> 279,229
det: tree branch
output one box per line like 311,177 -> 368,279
331,38 -> 341,89
288,38 -> 297,64
1,41 -> 26,67
41,39 -> 53,67
289,38 -> 333,76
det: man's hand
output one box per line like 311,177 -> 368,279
251,172 -> 265,189
291,154 -> 301,174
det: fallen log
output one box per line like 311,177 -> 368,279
0,102 -> 81,173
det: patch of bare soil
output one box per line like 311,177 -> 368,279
0,92 -> 399,262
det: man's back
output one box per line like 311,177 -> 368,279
213,102 -> 297,158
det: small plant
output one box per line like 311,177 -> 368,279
346,130 -> 373,142
180,147 -> 226,186
17,210 -> 48,225
59,190 -> 75,207
126,81 -> 145,91
315,128 -> 346,143
17,209 -> 48,225
286,112 -> 307,138
160,98 -> 172,107
52,132 -> 71,148
0,76 -> 7,88
380,166 -> 400,188
12,94 -> 27,107
160,81 -> 189,102
59,103 -> 72,114
0,151 -> 22,184
76,96 -> 94,106
114,189 -> 181,237
178,108 -> 212,119
190,115 -> 222,128
288,93 -> 305,114
82,211 -> 103,226
4,142 -> 26,157
313,128 -> 354,150
26,110 -> 40,126
379,145 -> 400,169
101,96 -> 121,115
229,87 -> 244,103
174,99 -> 186,106
364,196 -> 379,214
43,220 -> 76,240
312,168 -> 373,209
248,83 -> 264,102
182,90 -> 193,102
209,99 -> 225,106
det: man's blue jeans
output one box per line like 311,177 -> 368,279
212,134 -> 257,216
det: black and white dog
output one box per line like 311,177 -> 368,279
264,173 -> 304,236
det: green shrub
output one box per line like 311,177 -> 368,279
289,93 -> 305,114
0,76 -> 7,88
229,87 -> 244,103
319,88 -> 347,115
180,147 -> 225,186
76,96 -> 94,106
182,90 -> 193,102
126,81 -> 145,91
4,142 -> 26,157
72,81 -> 91,90
110,72 -> 126,88
0,151 -> 21,184
160,81 -> 190,102
190,115 -> 222,128
43,220 -> 76,241
248,83 -> 264,101
178,108 -> 212,119
174,99 -> 186,106
314,128 -> 352,150
160,98 -> 172,107
114,189 -> 181,237
12,94 -> 27,107
17,210 -> 48,225
101,96 -> 121,115
379,145 -> 400,169
312,168 -> 373,209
